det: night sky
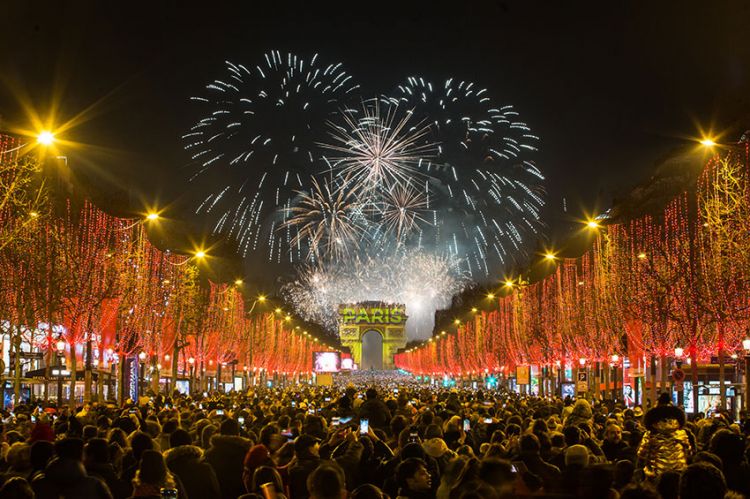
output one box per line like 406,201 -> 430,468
1,0 -> 749,286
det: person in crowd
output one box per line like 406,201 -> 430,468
288,434 -> 322,499
129,449 -> 183,499
307,463 -> 347,499
637,392 -> 692,479
164,428 -> 221,499
359,388 -> 392,432
395,458 -> 433,499
32,438 -> 113,499
602,423 -> 630,462
678,462 -> 727,499
204,418 -> 253,499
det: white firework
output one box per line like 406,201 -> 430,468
321,100 -> 437,192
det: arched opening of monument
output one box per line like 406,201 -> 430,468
361,330 -> 384,370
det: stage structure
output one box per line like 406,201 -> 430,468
338,302 -> 408,370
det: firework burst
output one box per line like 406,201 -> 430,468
184,51 -> 359,262
284,176 -> 366,262
321,100 -> 436,191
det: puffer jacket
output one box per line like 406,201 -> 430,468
637,405 -> 692,478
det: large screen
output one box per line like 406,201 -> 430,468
313,352 -> 341,373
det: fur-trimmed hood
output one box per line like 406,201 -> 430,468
209,434 -> 253,453
164,444 -> 203,465
643,405 -> 686,432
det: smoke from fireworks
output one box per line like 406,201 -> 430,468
282,249 -> 468,339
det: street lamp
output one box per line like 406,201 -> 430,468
609,354 -> 620,401
743,338 -> 750,413
188,357 -> 196,392
37,131 -> 55,146
138,352 -> 147,397
55,340 -> 66,404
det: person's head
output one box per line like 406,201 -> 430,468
128,431 -> 154,461
0,476 -> 34,499
351,484 -> 387,499
220,418 -> 240,436
709,429 -> 744,465
396,457 -> 431,492
259,424 -> 279,447
136,449 -> 173,488
478,457 -> 514,492
613,459 -> 635,489
619,483 -> 661,499
30,440 -> 55,472
170,428 -> 192,448
307,463 -> 346,499
390,415 -> 408,439
82,425 -> 98,442
657,392 -> 672,406
656,470 -> 680,499
54,437 -> 85,461
519,433 -> 540,455
294,434 -> 319,458
563,425 -> 581,446
565,444 -> 589,467
5,443 -> 31,471
365,388 -> 378,400
84,438 -> 110,465
679,462 -> 727,499
605,423 -> 623,443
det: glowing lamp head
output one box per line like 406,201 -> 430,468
700,138 -> 717,147
503,280 -> 514,288
258,295 -> 266,302
56,340 -> 66,352
188,357 -> 195,365
146,213 -> 159,221
29,211 -> 39,218
194,250 -> 206,259
275,308 -> 282,314
454,319 -> 461,325
544,252 -> 556,261
471,307 -> 478,313
164,354 -> 170,361
578,358 -> 586,366
743,337 -> 750,352
138,351 -> 147,361
234,279 -> 243,285
674,347 -> 684,358
637,252 -> 647,259
486,293 -> 495,299
611,354 -> 619,363
37,131 -> 55,145
586,220 -> 600,229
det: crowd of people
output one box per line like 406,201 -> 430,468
0,371 -> 746,498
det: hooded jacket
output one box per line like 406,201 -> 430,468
164,444 -> 221,499
204,434 -> 253,499
637,404 -> 692,478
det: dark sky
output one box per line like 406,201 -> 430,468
1,0 -> 749,284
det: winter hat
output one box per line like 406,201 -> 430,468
422,438 -> 450,458
138,449 -> 168,484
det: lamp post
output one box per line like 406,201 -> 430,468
578,358 -> 587,396
138,351 -> 147,397
55,340 -> 66,405
743,338 -> 750,413
674,347 -> 684,407
188,357 -> 195,393
611,355 -> 620,402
